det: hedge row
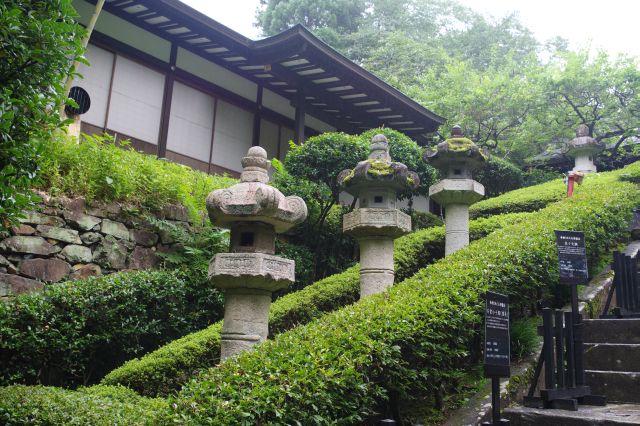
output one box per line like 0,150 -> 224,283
469,177 -> 566,218
0,385 -> 169,425
102,212 -> 531,396
0,269 -> 223,388
170,167 -> 638,424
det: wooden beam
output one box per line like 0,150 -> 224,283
252,86 -> 263,146
294,89 -> 305,144
157,43 -> 177,158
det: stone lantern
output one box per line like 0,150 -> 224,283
424,126 -> 485,256
206,146 -> 307,359
566,124 -> 604,173
338,134 -> 418,298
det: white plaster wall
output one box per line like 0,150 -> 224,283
263,89 -> 296,120
305,114 -> 336,133
167,82 -> 215,162
107,56 -> 165,144
211,100 -> 254,172
73,0 -> 171,62
74,44 -> 114,128
177,48 -> 257,102
279,127 -> 295,160
259,119 -> 279,160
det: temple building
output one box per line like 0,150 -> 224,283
71,0 -> 444,177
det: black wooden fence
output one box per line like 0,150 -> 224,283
601,251 -> 639,318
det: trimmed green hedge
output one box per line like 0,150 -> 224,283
0,269 -> 223,388
469,177 -> 566,218
0,385 -> 169,425
102,212 -> 531,396
170,167 -> 638,424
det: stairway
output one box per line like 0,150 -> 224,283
504,318 -> 640,425
583,319 -> 640,404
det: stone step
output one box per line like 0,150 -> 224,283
584,343 -> 640,372
504,403 -> 640,425
583,319 -> 640,344
586,370 -> 640,403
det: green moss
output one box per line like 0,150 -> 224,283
366,159 -> 395,176
341,168 -> 355,184
445,137 -> 475,152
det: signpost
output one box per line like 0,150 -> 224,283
524,230 -> 605,409
555,230 -> 588,386
482,291 -> 510,426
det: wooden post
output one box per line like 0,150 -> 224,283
542,308 -> 555,390
294,89 -> 305,144
554,310 -> 565,388
157,44 -> 177,158
252,86 -> 263,147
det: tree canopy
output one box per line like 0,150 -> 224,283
256,0 -> 639,168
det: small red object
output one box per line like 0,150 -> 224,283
567,172 -> 584,197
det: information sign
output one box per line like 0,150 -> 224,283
555,230 -> 588,285
484,291 -> 510,377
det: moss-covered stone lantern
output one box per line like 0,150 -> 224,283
566,124 -> 604,173
338,134 -> 418,298
206,146 -> 307,359
424,126 -> 486,255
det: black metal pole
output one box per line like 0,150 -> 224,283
564,311 -> 576,388
542,308 -> 555,389
492,376 -> 500,424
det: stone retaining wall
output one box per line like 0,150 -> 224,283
0,192 -> 193,298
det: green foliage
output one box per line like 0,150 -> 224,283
618,160 -> 640,184
0,0 -> 84,227
37,133 -> 237,220
0,269 -> 223,388
146,216 -> 229,272
476,156 -> 524,197
544,50 -> 640,153
0,385 -> 170,425
102,212 -> 528,396
405,210 -> 443,231
470,177 -> 566,218
523,168 -> 564,187
170,166 -> 638,425
274,238 -> 315,292
258,0 -> 365,35
510,317 -> 539,361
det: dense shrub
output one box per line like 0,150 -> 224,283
0,269 -> 223,387
0,0 -> 84,227
469,176 -> 566,218
0,385 -> 169,425
405,210 -> 443,230
523,167 -> 565,187
476,156 -> 524,197
102,212 -> 530,396
37,133 -> 237,220
170,167 -> 637,424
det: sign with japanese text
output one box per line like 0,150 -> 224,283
484,291 -> 510,377
555,230 -> 588,285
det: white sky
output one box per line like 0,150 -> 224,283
180,0 -> 639,58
